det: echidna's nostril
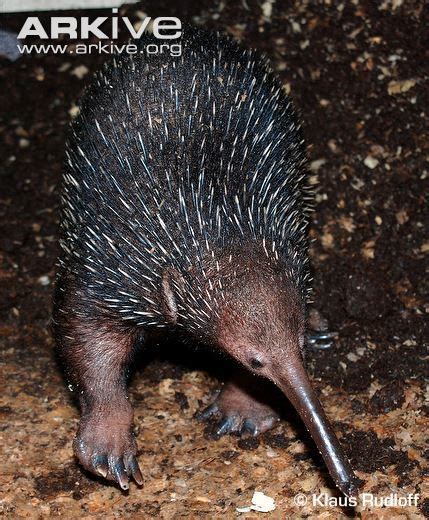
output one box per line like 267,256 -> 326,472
250,358 -> 264,369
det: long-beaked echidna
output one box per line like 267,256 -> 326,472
53,25 -> 359,497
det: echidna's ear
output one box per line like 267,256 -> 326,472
161,268 -> 179,324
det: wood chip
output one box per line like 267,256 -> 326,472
251,491 -> 276,512
387,79 -> 416,95
70,65 -> 89,79
364,156 -> 379,169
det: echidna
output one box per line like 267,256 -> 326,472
53,25 -> 359,497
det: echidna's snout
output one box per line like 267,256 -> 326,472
215,280 -> 359,497
219,340 -> 359,497
228,338 -> 360,498
268,351 -> 360,498
177,260 -> 360,497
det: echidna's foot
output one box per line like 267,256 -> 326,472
73,404 -> 143,490
306,308 -> 338,350
197,376 -> 280,437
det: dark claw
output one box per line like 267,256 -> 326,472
128,456 -> 143,486
111,457 -> 129,490
92,453 -> 108,478
242,419 -> 259,436
313,342 -> 334,350
215,415 -> 241,436
307,330 -> 338,350
195,403 -> 220,421
307,339 -> 334,350
312,331 -> 338,340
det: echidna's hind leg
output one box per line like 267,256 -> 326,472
53,273 -> 143,490
306,307 -> 338,350
197,369 -> 280,437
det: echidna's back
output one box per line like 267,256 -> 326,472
60,25 -> 310,323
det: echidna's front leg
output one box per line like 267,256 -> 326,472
71,328 -> 143,490
197,369 -> 281,436
53,279 -> 143,489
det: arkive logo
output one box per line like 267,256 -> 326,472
17,10 -> 182,40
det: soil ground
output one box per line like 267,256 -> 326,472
0,1 -> 427,518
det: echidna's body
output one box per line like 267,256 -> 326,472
54,26 -> 358,497
60,28 -> 310,334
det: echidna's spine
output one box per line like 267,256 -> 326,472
58,26 -> 313,332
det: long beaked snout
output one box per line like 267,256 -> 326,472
274,357 -> 360,498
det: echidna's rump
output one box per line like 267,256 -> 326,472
54,25 -> 359,497
60,26 -> 311,331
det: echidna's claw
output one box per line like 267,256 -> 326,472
128,456 -> 143,486
306,330 -> 338,350
111,457 -> 129,490
195,402 -> 220,421
242,419 -> 259,436
92,453 -> 108,478
215,415 -> 242,436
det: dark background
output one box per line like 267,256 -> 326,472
0,1 -> 427,517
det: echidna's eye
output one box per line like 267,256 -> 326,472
250,358 -> 264,369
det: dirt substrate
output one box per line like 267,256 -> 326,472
0,0 -> 428,518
